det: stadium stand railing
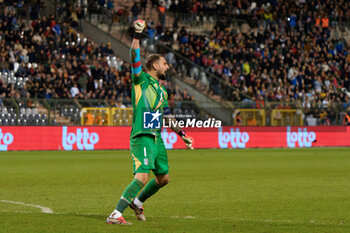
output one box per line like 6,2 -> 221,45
270,109 -> 303,127
234,109 -> 266,126
0,97 -> 348,127
0,97 -> 209,126
80,107 -> 133,126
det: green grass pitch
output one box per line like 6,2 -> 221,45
1,148 -> 350,233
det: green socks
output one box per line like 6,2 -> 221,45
115,178 -> 163,214
137,178 -> 162,203
116,178 -> 144,213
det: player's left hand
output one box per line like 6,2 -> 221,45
182,135 -> 194,150
133,19 -> 146,33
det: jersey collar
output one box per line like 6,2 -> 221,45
145,72 -> 159,84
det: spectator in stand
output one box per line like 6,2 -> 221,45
235,111 -> 242,126
115,96 -> 126,108
344,110 -> 350,126
158,0 -> 166,27
131,2 -> 141,22
70,83 -> 80,98
140,0 -> 148,16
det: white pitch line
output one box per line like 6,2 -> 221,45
170,216 -> 196,219
1,200 -> 53,214
0,210 -> 34,214
0,209 -> 348,226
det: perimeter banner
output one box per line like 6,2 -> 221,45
0,126 -> 349,151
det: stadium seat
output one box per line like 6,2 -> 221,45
174,108 -> 182,117
69,108 -> 74,116
147,44 -> 156,53
28,114 -> 35,125
141,39 -> 148,48
14,62 -> 19,72
51,119 -> 56,126
41,119 -> 47,126
190,109 -> 197,118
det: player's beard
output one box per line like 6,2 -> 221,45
157,71 -> 167,80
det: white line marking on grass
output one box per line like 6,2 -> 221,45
1,210 -> 34,214
1,200 -> 53,213
170,216 -> 195,219
0,209 -> 348,226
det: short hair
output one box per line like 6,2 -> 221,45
145,54 -> 163,71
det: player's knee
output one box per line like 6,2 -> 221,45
135,173 -> 149,185
162,177 -> 170,186
158,176 -> 170,186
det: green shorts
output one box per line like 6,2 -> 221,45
130,134 -> 169,175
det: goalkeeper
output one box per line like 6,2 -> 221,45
107,20 -> 194,225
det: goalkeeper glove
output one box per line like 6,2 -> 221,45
178,130 -> 194,150
133,20 -> 146,39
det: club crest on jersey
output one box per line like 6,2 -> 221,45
143,110 -> 162,129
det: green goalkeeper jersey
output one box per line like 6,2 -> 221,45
130,71 -> 169,138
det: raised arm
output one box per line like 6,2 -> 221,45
130,20 -> 145,77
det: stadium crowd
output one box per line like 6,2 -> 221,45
151,0 -> 350,125
166,0 -> 350,24
1,0 -> 350,126
0,3 -> 193,109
